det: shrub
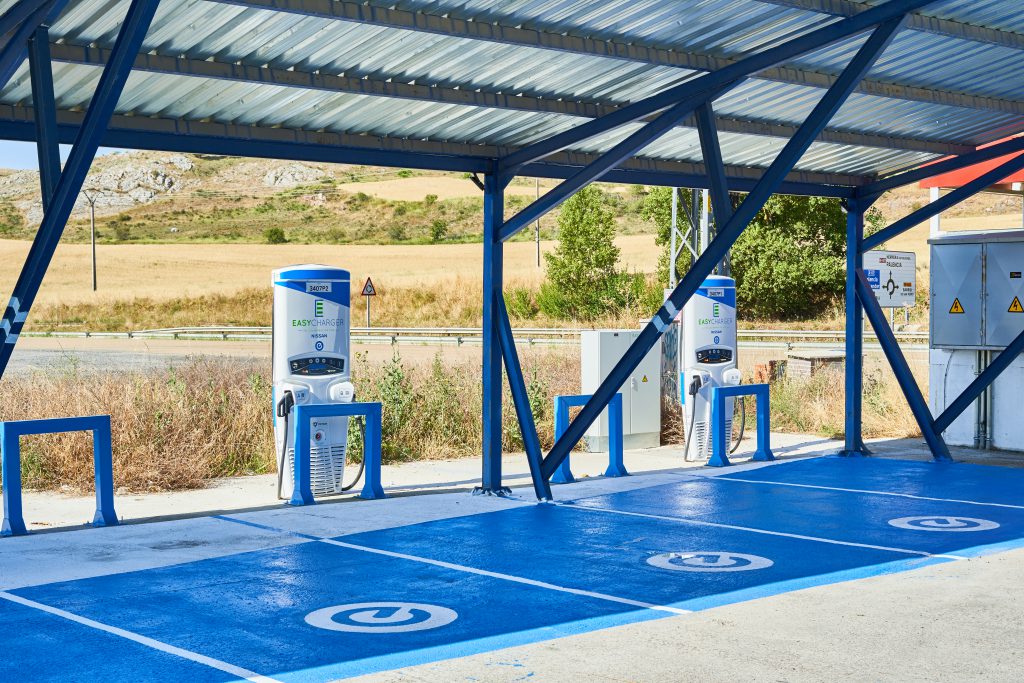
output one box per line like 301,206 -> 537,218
113,224 -> 132,241
424,194 -> 438,206
505,287 -> 539,320
263,227 -> 287,244
396,170 -> 413,178
388,224 -> 407,241
429,219 -> 448,243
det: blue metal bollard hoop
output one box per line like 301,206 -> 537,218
708,384 -> 774,468
2,415 -> 117,537
551,393 -> 627,484
289,402 -> 386,506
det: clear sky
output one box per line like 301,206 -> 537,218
0,140 -> 120,170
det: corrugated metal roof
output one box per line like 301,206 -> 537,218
2,0 -> 1023,191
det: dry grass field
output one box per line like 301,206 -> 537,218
0,235 -> 660,308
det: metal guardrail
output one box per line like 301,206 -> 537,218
23,325 -> 929,352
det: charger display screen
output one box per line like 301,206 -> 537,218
290,356 -> 345,376
696,348 -> 733,364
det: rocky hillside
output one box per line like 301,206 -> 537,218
0,150 -> 1019,245
0,152 -> 371,225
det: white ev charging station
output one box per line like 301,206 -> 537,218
681,275 -> 742,461
272,264 -> 357,499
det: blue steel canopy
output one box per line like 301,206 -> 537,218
1,0 -> 1023,194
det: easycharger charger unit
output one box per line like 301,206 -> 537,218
272,265 -> 355,499
681,275 -> 742,461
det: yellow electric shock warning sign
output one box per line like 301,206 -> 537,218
1010,297 -> 1024,313
949,298 -> 965,314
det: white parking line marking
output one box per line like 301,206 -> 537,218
561,504 -> 966,560
0,592 -> 281,683
713,476 -> 1024,510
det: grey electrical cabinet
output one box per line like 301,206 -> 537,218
929,230 -> 1024,453
581,330 -> 662,451
930,231 -> 1024,350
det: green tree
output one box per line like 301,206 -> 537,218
538,185 -> 624,320
730,195 -> 847,319
641,192 -> 884,320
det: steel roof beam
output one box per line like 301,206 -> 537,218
0,106 -> 861,195
856,135 -> 1024,196
0,0 -> 55,90
758,0 -> 1024,50
863,150 -> 1024,250
44,43 -> 970,157
214,0 -> 1024,116
501,0 -> 932,171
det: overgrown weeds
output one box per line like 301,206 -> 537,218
3,353 -> 918,494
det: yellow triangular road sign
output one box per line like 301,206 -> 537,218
949,298 -> 964,314
1010,296 -> 1023,313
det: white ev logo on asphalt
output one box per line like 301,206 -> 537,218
647,552 -> 773,572
305,602 -> 458,633
888,516 -> 999,532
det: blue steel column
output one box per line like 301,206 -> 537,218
840,199 -> 868,456
0,0 -> 161,380
478,172 -> 510,494
28,24 -> 60,205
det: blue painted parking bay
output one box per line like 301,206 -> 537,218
3,457 -> 1024,682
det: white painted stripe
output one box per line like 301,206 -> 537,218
716,476 -> 1024,510
561,504 -> 966,561
0,592 -> 281,683
320,538 -> 690,616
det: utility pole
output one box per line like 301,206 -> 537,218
535,178 -> 541,267
81,189 -> 98,291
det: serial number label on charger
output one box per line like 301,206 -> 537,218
306,282 -> 331,293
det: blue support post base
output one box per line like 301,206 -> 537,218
289,402 -> 387,507
708,384 -> 773,468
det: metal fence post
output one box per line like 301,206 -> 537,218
91,416 -> 118,526
359,403 -> 386,500
1,424 -> 26,536
604,394 -> 628,477
551,398 -> 574,484
289,405 -> 316,506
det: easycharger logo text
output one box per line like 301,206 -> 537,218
292,319 -> 343,327
698,316 -> 734,326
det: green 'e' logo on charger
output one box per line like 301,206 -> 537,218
314,300 -> 324,318
713,303 -> 720,316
